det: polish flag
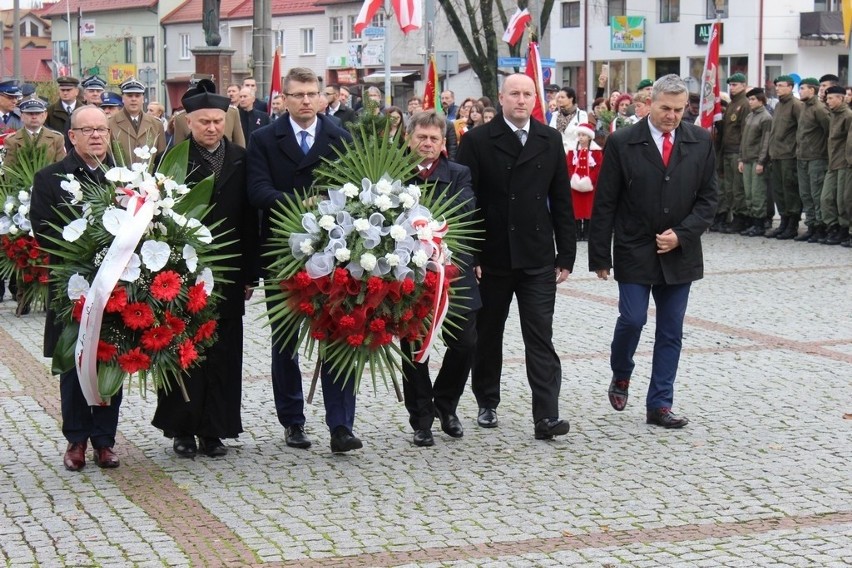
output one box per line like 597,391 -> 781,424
524,41 -> 546,123
392,0 -> 422,34
354,0 -> 382,35
502,8 -> 532,46
268,47 -> 281,116
698,22 -> 722,129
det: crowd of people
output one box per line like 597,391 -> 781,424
10,62 -> 843,470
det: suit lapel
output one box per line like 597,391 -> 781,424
516,122 -> 548,167
276,114 -> 308,166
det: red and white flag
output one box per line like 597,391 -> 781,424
268,47 -> 281,116
354,0 -> 382,35
524,41 -> 546,123
698,22 -> 722,129
503,8 -> 532,46
422,53 -> 443,114
392,0 -> 422,34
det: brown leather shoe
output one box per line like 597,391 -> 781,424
93,446 -> 120,468
608,378 -> 629,411
646,407 -> 689,429
63,441 -> 87,471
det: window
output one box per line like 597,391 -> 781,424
561,2 -> 580,28
371,11 -> 385,28
124,37 -> 134,63
348,15 -> 361,40
330,16 -> 344,42
53,40 -> 69,65
274,29 -> 285,56
300,28 -> 315,55
143,36 -> 155,63
660,0 -> 679,23
608,0 -> 625,23
706,0 -> 728,18
814,0 -> 841,11
179,33 -> 191,60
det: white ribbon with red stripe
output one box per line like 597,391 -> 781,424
412,217 -> 451,363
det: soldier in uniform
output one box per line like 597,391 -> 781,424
80,76 -> 106,107
108,78 -> 166,163
822,86 -> 852,245
738,88 -> 774,237
714,73 -> 750,233
0,81 -> 23,129
99,92 -> 123,118
45,76 -> 83,140
794,78 -> 830,242
765,75 -> 803,239
2,98 -> 66,170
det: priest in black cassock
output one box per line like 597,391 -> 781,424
151,81 -> 259,458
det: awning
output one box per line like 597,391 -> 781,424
362,69 -> 420,83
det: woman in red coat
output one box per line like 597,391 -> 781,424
566,123 -> 602,241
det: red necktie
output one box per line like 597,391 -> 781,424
662,132 -> 672,167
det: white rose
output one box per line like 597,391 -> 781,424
9,225 -> 18,235
62,218 -> 88,242
399,193 -> 415,209
359,252 -> 377,271
319,215 -> 336,231
412,250 -> 429,268
334,247 -> 351,262
17,191 -> 29,202
299,239 -> 315,255
375,178 -> 393,195
385,253 -> 400,267
67,273 -> 90,300
390,225 -> 407,241
17,204 -> 29,216
406,184 -> 421,199
353,218 -> 370,232
3,202 -> 13,214
416,226 -> 433,241
341,183 -> 359,198
374,194 -> 393,211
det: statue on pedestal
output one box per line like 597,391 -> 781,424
202,0 -> 221,46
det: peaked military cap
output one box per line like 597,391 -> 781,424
81,76 -> 106,90
120,78 -> 145,94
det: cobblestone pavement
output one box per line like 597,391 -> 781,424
1,233 -> 851,567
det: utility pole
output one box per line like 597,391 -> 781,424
252,0 -> 271,97
13,0 -> 21,80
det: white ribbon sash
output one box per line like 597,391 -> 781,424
414,219 -> 450,364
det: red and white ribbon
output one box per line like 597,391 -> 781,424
412,218 -> 451,363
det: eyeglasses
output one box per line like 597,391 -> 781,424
72,127 -> 110,136
285,92 -> 320,100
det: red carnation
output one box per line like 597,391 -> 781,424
105,286 -> 128,313
72,296 -> 86,322
140,326 -> 175,351
164,311 -> 186,335
96,341 -> 118,362
311,329 -> 327,340
294,271 -> 312,289
369,318 -> 386,333
28,247 -> 40,259
178,339 -> 198,369
400,309 -> 414,322
402,278 -> 415,294
333,267 -> 349,282
117,348 -> 151,373
424,271 -> 439,290
150,270 -> 182,302
298,301 -> 315,315
22,273 -> 33,283
193,320 -> 217,342
415,304 -> 431,319
122,302 -> 155,330
347,334 -> 364,346
186,283 -> 208,314
338,315 -> 356,330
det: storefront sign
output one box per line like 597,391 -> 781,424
610,16 -> 645,52
695,23 -> 724,45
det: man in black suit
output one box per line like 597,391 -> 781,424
456,74 -> 576,440
323,84 -> 357,130
151,84 -> 259,458
589,74 -> 718,429
30,106 -> 122,471
237,87 -> 270,144
247,67 -> 361,453
401,111 -> 480,447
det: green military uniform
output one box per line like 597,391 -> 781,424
716,74 -> 750,233
822,92 -> 852,244
794,78 -> 829,240
767,79 -> 803,238
738,98 -> 772,236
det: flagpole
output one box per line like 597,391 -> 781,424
384,0 -> 392,107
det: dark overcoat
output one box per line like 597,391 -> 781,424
455,114 -> 576,272
588,118 -> 718,285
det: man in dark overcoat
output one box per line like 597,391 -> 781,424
455,73 -> 576,441
30,106 -> 122,471
400,111 -> 480,447
151,85 -> 259,458
247,67 -> 362,454
589,74 -> 718,429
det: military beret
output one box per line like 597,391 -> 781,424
774,75 -> 794,85
18,98 -> 47,113
800,77 -> 819,87
120,78 -> 145,94
81,76 -> 106,90
745,87 -> 764,98
824,86 -> 846,96
726,73 -> 746,84
57,76 -> 80,86
636,78 -> 653,91
0,80 -> 22,97
100,92 -> 123,107
819,74 -> 840,83
181,89 -> 230,113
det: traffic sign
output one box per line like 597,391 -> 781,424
497,57 -> 524,67
363,26 -> 385,38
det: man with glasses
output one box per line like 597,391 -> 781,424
0,80 -> 23,129
109,77 -> 166,164
247,67 -> 360,454
30,106 -> 122,471
324,84 -> 356,130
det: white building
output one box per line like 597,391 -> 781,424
549,0 -> 849,107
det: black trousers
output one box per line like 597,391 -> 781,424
402,310 -> 477,431
60,369 -> 122,449
471,266 -> 562,422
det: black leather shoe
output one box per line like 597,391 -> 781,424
198,437 -> 227,457
477,407 -> 498,428
330,426 -> 363,453
646,408 -> 689,429
534,417 -> 570,440
285,425 -> 312,449
436,408 -> 464,438
413,429 -> 435,447
173,436 -> 197,458
607,378 -> 629,411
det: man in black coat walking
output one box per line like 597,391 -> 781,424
589,74 -> 718,429
151,85 -> 259,458
456,74 -> 576,440
400,111 -> 480,447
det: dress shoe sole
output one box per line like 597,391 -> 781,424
93,456 -> 120,468
64,461 -> 85,472
535,422 -> 570,440
330,441 -> 363,453
646,417 -> 689,429
285,439 -> 312,449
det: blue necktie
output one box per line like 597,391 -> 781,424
299,130 -> 310,155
